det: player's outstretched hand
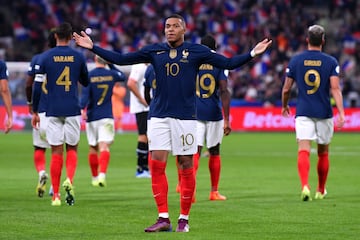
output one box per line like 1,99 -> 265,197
73,31 -> 94,49
253,38 -> 272,56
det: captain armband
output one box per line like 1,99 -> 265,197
34,74 -> 46,83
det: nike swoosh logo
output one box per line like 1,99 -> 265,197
182,196 -> 191,199
153,193 -> 161,198
156,51 -> 165,54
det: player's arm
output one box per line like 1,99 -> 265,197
144,65 -> 154,105
219,71 -> 231,136
204,38 -> 272,70
330,75 -> 345,128
281,76 -> 294,117
108,64 -> 127,82
73,31 -> 150,65
79,59 -> 89,87
0,78 -> 13,133
31,74 -> 45,129
144,85 -> 152,105
127,77 -> 148,107
25,74 -> 34,114
25,57 -> 37,113
79,85 -> 90,121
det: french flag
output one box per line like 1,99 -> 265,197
256,9 -> 269,24
101,28 -> 118,44
208,20 -> 223,33
223,1 -> 238,17
341,59 -> 355,73
251,61 -> 268,78
86,10 -> 101,29
13,22 -> 29,40
193,1 -> 208,15
224,19 -> 237,32
142,2 -> 156,17
343,34 -> 356,54
184,14 -> 195,31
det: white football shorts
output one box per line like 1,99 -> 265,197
46,115 -> 81,146
295,116 -> 334,144
85,118 -> 115,146
32,112 -> 50,148
148,117 -> 197,155
197,119 -> 224,148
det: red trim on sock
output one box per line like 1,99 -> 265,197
209,155 -> 221,192
34,149 -> 46,173
298,150 -> 310,189
99,151 -> 110,173
151,159 -> 168,213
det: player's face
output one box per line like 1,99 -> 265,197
164,18 -> 185,47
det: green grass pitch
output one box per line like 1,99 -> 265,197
0,132 -> 359,239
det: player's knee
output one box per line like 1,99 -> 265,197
209,144 -> 220,155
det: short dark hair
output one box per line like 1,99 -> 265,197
201,34 -> 217,50
47,28 -> 57,48
55,22 -> 72,40
307,25 -> 325,46
165,14 -> 186,28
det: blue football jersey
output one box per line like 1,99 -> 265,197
0,61 -> 8,80
144,64 -> 156,119
80,66 -> 126,122
196,64 -> 228,121
28,53 -> 47,113
286,50 -> 339,118
33,46 -> 89,117
92,42 -> 252,120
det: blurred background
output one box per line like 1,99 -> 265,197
0,0 -> 359,131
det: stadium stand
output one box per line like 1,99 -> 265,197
0,0 -> 359,106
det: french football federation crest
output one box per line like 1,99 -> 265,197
182,49 -> 189,59
169,49 -> 177,59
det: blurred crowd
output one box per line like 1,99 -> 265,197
0,0 -> 359,107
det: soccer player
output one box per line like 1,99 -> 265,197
32,22 -> 89,206
0,60 -> 12,134
73,14 -> 272,232
127,63 -> 151,178
177,34 -> 231,201
25,29 -> 56,197
80,55 -> 126,187
282,25 -> 345,201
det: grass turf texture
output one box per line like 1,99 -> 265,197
0,132 -> 359,240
